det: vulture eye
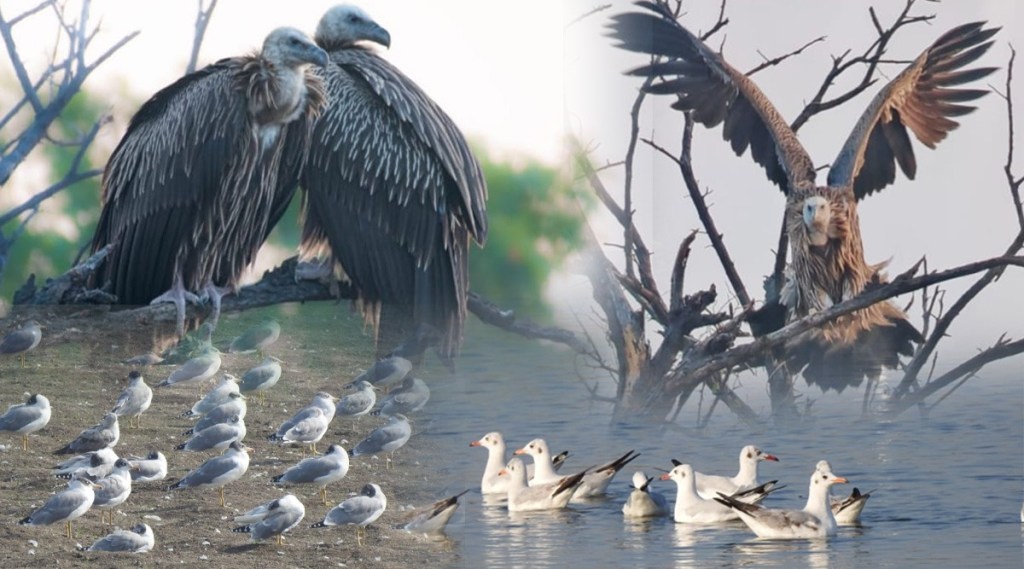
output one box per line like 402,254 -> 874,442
348,15 -> 360,23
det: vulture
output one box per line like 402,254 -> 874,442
91,27 -> 328,334
609,2 -> 998,390
298,5 -> 488,357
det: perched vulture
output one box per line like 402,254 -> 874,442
609,2 -> 998,390
91,27 -> 328,334
298,5 -> 488,357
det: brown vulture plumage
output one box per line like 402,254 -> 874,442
608,1 -> 998,390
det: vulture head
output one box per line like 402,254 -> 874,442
263,27 -> 329,69
316,4 -> 392,49
801,195 -> 831,246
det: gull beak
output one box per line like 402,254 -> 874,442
763,454 -> 779,462
659,473 -> 671,481
832,476 -> 849,484
497,468 -> 508,477
512,448 -> 526,456
469,440 -> 481,447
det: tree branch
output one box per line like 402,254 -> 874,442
185,0 -> 218,74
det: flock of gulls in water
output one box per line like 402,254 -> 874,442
0,317 -> 445,553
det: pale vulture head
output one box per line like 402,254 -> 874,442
262,27 -> 329,69
802,195 -> 831,246
316,4 -> 392,49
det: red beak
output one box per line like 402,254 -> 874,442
469,440 -> 481,447
763,454 -> 779,462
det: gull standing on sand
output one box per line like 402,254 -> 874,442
111,371 -> 153,428
54,448 -> 119,479
170,441 -> 251,507
227,317 -> 281,356
273,443 -> 350,505
0,393 -> 51,450
311,483 -> 387,546
335,380 -> 377,420
122,353 -> 163,366
83,523 -> 154,553
398,490 -> 469,534
0,320 -> 42,367
239,356 -> 283,405
347,341 -> 420,390
19,474 -> 98,538
499,457 -> 586,512
176,415 -> 247,452
280,407 -> 330,455
232,494 -> 306,545
371,377 -> 430,416
182,374 -> 240,417
55,412 -> 120,455
127,451 -> 168,483
622,471 -> 669,518
92,458 -> 134,524
184,393 -> 246,434
157,346 -> 221,390
349,414 -> 411,466
715,461 -> 848,539
694,445 -> 779,500
268,392 -> 337,441
516,438 -> 638,498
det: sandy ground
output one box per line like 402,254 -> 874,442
0,305 -> 459,568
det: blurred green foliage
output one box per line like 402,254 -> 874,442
2,88 -> 592,318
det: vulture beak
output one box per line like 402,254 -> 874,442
308,44 -> 330,68
369,24 -> 391,49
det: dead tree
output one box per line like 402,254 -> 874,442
574,0 -> 1024,424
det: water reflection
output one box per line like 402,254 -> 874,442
727,539 -> 832,569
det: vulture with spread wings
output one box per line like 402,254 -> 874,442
609,1 -> 998,390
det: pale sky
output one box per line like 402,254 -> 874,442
563,0 -> 1023,370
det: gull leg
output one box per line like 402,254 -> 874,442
320,486 -> 328,506
277,534 -> 283,546
21,434 -> 28,451
20,353 -> 26,368
219,487 -> 226,508
150,273 -> 202,337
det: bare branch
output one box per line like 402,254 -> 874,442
0,2 -> 47,112
670,230 -> 698,311
748,36 -> 826,76
466,292 -> 594,356
185,0 -> 218,74
564,3 -> 612,30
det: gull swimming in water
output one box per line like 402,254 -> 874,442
715,461 -> 848,539
515,438 -> 638,499
311,483 -> 387,546
176,415 -> 247,452
662,463 -> 744,524
92,458 -> 134,524
232,494 -> 306,545
19,474 -> 98,538
82,523 -> 154,552
170,441 -> 251,507
111,371 -> 153,428
127,451 -> 168,483
182,374 -> 240,417
371,377 -> 430,417
694,445 -> 779,500
349,414 -> 411,467
499,457 -> 586,512
0,320 -> 42,367
335,380 -> 377,420
622,471 -> 669,518
0,393 -> 51,451
272,443 -> 350,505
55,412 -> 120,455
816,459 -> 871,525
398,490 -> 469,534
470,431 -> 569,495
239,356 -> 283,405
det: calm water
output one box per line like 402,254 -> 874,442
415,323 -> 1024,569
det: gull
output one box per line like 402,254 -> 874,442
170,441 -> 251,507
19,474 -> 98,538
127,451 -> 168,483
176,415 -> 247,452
516,438 -> 638,498
92,458 -> 134,524
499,457 -> 586,512
184,392 -> 247,435
55,412 -> 120,455
83,523 -> 154,553
156,346 -> 221,391
398,490 -> 470,534
346,338 -> 424,390
280,407 -> 330,455
161,321 -> 214,365
0,393 -> 51,450
335,380 -> 377,420
53,448 -> 119,479
111,371 -> 153,428
662,463 -> 744,523
227,317 -> 281,356
371,377 -> 430,417
349,414 -> 411,467
715,461 -> 848,539
694,445 -> 779,500
181,374 -> 240,418
469,432 -> 569,495
268,392 -> 337,443
622,471 -> 669,518
0,320 -> 42,367
832,487 -> 872,525
121,353 -> 163,366
272,443 -> 350,505
233,494 -> 305,545
311,483 -> 387,546
239,356 -> 283,406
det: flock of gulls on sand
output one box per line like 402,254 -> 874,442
0,317 -> 451,553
